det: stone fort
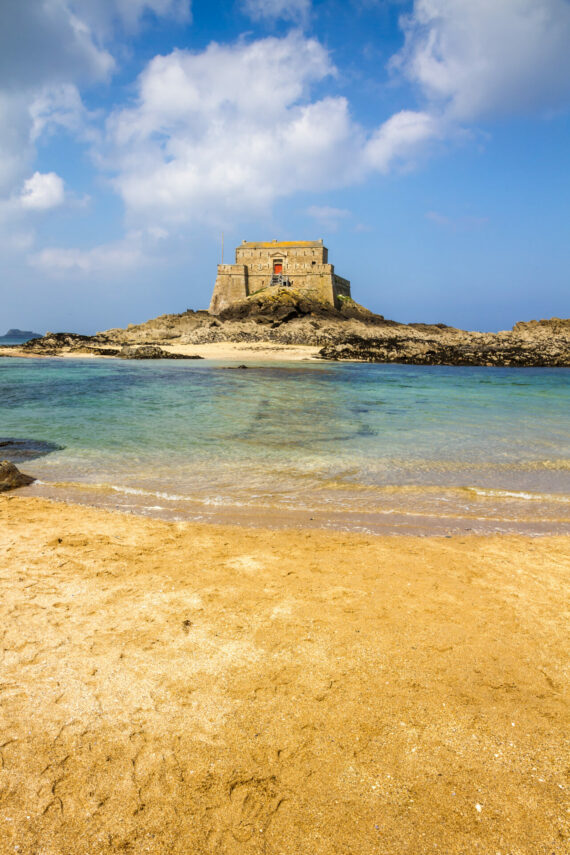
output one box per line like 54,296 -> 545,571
209,240 -> 351,314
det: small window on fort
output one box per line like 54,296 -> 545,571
311,261 -> 316,265
273,260 -> 283,274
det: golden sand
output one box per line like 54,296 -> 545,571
0,496 -> 568,854
162,342 -> 321,361
0,343 -> 321,361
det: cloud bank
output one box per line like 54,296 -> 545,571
0,0 -> 191,198
395,0 -> 570,119
104,34 -> 365,223
3,0 -> 570,276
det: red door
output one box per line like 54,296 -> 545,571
273,261 -> 283,274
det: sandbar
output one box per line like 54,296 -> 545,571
0,495 -> 568,853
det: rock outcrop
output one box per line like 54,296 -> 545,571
0,460 -> 35,492
119,346 -> 203,360
2,292 -> 568,367
319,319 -> 570,367
18,332 -> 121,357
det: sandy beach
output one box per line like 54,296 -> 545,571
0,343 -> 322,361
162,342 -> 322,361
0,495 -> 568,854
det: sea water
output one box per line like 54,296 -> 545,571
1,356 -> 568,535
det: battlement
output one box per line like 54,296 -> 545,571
239,240 -> 324,248
209,240 -> 350,314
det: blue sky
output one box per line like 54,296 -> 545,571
1,0 -> 569,334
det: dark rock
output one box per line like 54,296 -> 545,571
271,309 -> 299,328
119,346 -> 203,360
71,347 -> 121,356
21,332 -> 94,350
319,332 -> 570,367
0,460 -> 35,492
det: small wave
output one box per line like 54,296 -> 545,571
466,487 -> 570,502
109,485 -> 244,507
110,484 -> 191,502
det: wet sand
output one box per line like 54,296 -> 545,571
0,495 -> 568,854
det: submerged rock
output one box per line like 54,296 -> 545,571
0,460 -> 35,492
0,438 -> 64,462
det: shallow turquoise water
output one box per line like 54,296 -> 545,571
1,356 -> 569,534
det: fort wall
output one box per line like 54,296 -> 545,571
209,240 -> 351,314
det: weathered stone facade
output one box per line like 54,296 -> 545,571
209,240 -> 351,314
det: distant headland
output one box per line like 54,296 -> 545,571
0,329 -> 42,342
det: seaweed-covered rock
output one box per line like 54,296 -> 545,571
119,346 -> 202,360
318,330 -> 570,366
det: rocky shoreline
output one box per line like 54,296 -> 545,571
2,289 -> 568,366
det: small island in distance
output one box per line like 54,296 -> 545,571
0,328 -> 42,342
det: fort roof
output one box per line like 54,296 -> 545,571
239,240 -> 324,249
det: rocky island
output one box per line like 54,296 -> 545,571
1,289 -> 568,366
1,240 -> 568,365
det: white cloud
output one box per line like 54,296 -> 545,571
0,93 -> 36,196
74,0 -> 191,35
394,0 -> 570,120
241,0 -> 310,23
30,231 -> 152,275
20,172 -> 66,211
9,0 -> 570,280
104,34 -> 363,223
307,205 -> 351,231
0,229 -> 36,253
0,0 -> 191,203
0,2 -> 114,91
425,210 -> 451,227
30,84 -> 96,143
364,109 -> 443,172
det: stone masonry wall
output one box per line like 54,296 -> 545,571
209,265 -> 248,313
209,241 -> 350,313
